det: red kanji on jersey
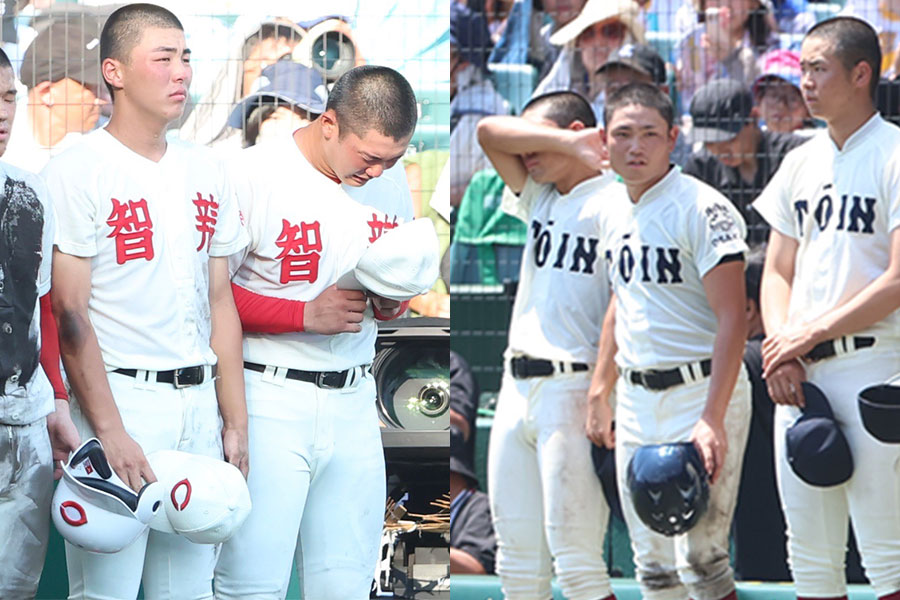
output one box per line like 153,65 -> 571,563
193,192 -> 219,252
274,218 -> 322,284
107,198 -> 154,264
367,212 -> 398,242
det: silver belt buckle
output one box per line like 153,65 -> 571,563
316,370 -> 347,390
173,368 -> 189,389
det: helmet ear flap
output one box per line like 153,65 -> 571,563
627,442 -> 710,536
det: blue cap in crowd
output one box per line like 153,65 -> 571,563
228,61 -> 328,129
786,382 -> 853,487
450,1 -> 492,71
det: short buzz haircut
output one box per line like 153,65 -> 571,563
522,90 -> 596,128
806,16 -> 881,100
326,65 -> 417,141
100,3 -> 184,97
0,48 -> 11,72
604,81 -> 674,129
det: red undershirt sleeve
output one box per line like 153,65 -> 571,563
373,300 -> 410,321
39,293 -> 68,401
231,283 -> 305,333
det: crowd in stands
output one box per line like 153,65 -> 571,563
449,0 -> 900,285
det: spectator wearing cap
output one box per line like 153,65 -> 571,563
594,42 -> 691,165
753,49 -> 813,134
5,12 -> 108,173
682,78 -> 808,244
533,0 -> 644,112
451,0 -> 509,208
227,61 -> 327,148
675,0 -> 777,114
450,350 -> 496,575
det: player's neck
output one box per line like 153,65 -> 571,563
105,105 -> 170,162
826,104 -> 877,151
294,122 -> 340,184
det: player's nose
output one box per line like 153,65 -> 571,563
365,164 -> 384,179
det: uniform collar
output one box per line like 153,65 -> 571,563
828,113 -> 881,154
632,165 -> 679,208
557,171 -> 609,198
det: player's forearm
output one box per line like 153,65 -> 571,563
809,266 -> 900,341
477,115 -> 580,157
589,297 -> 618,403
39,292 -> 68,401
450,547 -> 488,575
232,282 -> 304,333
760,269 -> 792,335
53,303 -> 123,435
702,309 -> 747,425
210,292 -> 248,430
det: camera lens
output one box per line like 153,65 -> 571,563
311,31 -> 355,78
417,383 -> 448,418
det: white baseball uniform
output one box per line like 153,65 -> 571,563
487,173 -> 619,600
343,159 -> 414,228
0,163 -> 55,599
215,131 -> 386,600
598,167 -> 751,600
753,114 -> 900,598
42,127 -> 247,600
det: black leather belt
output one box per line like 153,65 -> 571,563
112,365 -> 216,388
510,355 -> 589,379
243,361 -> 355,389
805,336 -> 875,362
628,359 -> 712,391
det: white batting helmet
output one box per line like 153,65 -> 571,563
146,450 -> 251,544
51,438 -> 164,554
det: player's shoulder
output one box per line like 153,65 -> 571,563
577,172 -> 627,212
41,129 -> 109,177
0,160 -> 46,192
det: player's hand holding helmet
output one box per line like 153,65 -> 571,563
627,442 -> 710,536
146,450 -> 252,544
51,438 -> 164,553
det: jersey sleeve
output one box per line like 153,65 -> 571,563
225,164 -> 257,278
209,159 -> 249,258
501,176 -> 538,223
884,144 -> 900,233
691,191 -> 749,278
752,151 -> 798,238
41,158 -> 101,257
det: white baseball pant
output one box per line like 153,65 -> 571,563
615,366 -> 751,600
0,417 -> 53,598
65,370 -> 222,600
774,341 -> 900,598
214,366 -> 385,600
487,369 -> 614,600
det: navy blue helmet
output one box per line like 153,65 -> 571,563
627,442 -> 709,537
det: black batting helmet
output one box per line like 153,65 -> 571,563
627,442 -> 709,537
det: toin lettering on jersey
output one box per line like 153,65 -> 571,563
793,184 -> 877,235
530,219 -> 600,274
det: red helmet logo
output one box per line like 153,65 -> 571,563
60,501 -> 88,526
171,478 -> 192,511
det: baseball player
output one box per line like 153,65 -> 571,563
213,65 -> 415,600
753,16 -> 900,600
589,82 -> 751,600
44,4 -> 248,599
477,91 -> 620,600
0,45 -> 79,598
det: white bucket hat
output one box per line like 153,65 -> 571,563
146,450 -> 252,544
51,438 -> 164,554
353,218 -> 440,301
549,0 -> 645,46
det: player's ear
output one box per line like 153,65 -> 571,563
568,119 -> 586,131
320,109 -> 339,140
34,81 -> 53,107
668,124 -> 680,150
101,57 -> 123,94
